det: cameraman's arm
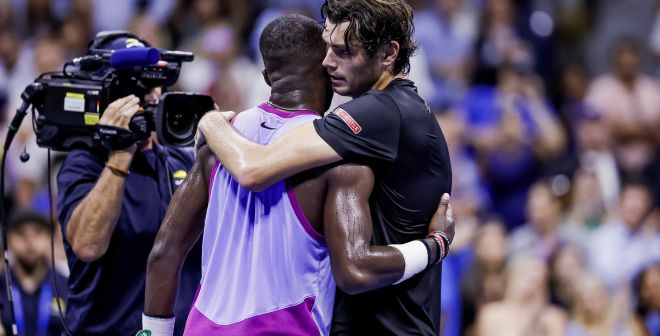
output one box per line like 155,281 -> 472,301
62,96 -> 141,262
144,145 -> 214,318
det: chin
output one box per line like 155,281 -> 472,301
333,86 -> 357,98
332,85 -> 348,96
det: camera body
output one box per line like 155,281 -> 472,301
28,31 -> 196,151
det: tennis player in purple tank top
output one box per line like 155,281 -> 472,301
140,14 -> 454,336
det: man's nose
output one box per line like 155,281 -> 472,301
322,48 -> 336,70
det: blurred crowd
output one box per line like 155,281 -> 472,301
1,0 -> 660,335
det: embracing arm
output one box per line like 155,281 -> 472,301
324,164 -> 453,294
198,112 -> 341,191
144,145 -> 214,317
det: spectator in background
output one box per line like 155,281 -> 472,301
585,37 -> 660,190
414,0 -> 478,106
510,180 -> 566,260
556,62 -> 590,149
549,243 -> 588,309
632,263 -> 660,335
25,0 -> 57,37
472,0 -> 526,85
0,28 -> 20,123
551,96 -> 618,236
463,61 -> 565,229
571,109 -> 619,209
436,110 -> 488,223
0,0 -> 12,31
588,182 -> 660,291
564,171 -> 608,241
57,17 -> 92,59
0,210 -> 68,336
476,255 -> 566,336
566,273 -> 633,336
5,34 -> 64,209
176,0 -> 266,112
552,0 -> 595,60
460,218 -> 508,335
88,0 -> 175,34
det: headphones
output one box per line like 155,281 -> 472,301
87,30 -> 151,54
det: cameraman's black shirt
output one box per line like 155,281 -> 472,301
314,79 -> 452,335
57,144 -> 201,336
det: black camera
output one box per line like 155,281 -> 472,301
156,92 -> 215,147
22,31 -> 201,151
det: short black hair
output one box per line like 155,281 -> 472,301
259,14 -> 326,73
7,209 -> 50,233
322,0 -> 418,75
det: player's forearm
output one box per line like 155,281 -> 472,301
145,158 -> 207,316
145,238 -> 186,317
198,113 -> 273,190
334,237 -> 440,294
199,115 -> 341,191
66,152 -> 132,262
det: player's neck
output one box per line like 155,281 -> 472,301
371,71 -> 403,92
269,90 -> 321,114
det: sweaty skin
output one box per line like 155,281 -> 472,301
144,145 -> 450,316
196,19 -> 401,193
146,13 -> 455,319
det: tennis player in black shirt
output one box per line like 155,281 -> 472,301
197,0 -> 452,334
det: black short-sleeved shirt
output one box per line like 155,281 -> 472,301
314,79 -> 452,335
57,144 -> 201,336
0,270 -> 69,336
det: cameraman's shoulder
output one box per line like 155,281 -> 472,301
164,146 -> 195,169
60,148 -> 105,172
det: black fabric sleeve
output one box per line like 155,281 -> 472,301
56,149 -> 105,236
313,93 -> 401,162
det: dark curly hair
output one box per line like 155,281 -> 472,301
322,0 -> 418,75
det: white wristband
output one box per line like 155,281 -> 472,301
390,240 -> 428,284
141,314 -> 175,336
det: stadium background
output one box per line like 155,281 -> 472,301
1,0 -> 660,334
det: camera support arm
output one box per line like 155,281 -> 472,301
1,82 -> 43,336
4,83 -> 43,152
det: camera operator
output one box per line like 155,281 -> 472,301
56,35 -> 200,336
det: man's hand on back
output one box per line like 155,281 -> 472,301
429,193 -> 455,246
195,110 -> 235,153
199,110 -> 236,134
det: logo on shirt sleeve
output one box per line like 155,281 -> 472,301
333,108 -> 362,134
173,170 -> 187,186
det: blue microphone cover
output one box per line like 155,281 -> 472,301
110,47 -> 160,68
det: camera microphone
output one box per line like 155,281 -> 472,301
19,147 -> 30,163
109,47 -> 160,69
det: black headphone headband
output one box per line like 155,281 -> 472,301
87,30 -> 151,54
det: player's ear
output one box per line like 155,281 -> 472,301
381,41 -> 399,72
262,70 -> 272,87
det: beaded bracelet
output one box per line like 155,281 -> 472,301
105,163 -> 129,177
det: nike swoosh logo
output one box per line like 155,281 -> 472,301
260,122 -> 277,130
